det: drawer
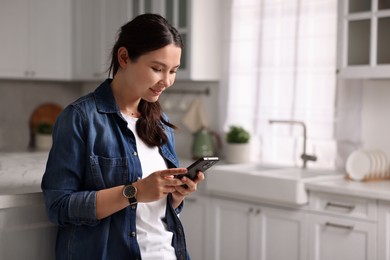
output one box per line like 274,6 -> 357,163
309,191 -> 377,221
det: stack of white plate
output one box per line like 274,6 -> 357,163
346,149 -> 389,181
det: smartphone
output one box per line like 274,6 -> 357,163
177,157 -> 220,180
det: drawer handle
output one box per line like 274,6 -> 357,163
325,202 -> 355,211
325,222 -> 354,230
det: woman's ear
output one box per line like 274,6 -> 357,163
117,47 -> 129,68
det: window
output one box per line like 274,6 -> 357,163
220,0 -> 338,168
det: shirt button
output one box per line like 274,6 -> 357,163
130,231 -> 136,237
133,151 -> 138,156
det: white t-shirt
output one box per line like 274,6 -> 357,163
123,114 -> 176,260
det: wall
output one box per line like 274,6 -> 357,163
335,79 -> 390,169
0,79 -> 220,158
361,80 -> 390,157
0,80 -> 82,152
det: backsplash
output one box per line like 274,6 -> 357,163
336,79 -> 390,167
0,80 -> 82,152
2,78 -> 388,166
82,80 -> 220,160
0,80 -> 220,160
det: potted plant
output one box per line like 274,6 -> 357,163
224,125 -> 251,163
35,122 -> 53,150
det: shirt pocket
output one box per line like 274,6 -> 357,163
89,155 -> 129,188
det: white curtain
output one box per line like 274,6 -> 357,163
219,0 -> 338,168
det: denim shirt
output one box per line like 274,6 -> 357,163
41,79 -> 189,260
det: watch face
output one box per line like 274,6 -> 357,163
123,184 -> 136,198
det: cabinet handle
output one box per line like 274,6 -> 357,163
248,208 -> 261,215
325,222 -> 354,230
325,202 -> 355,211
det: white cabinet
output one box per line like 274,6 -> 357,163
0,0 -> 72,80
177,0 -> 221,81
308,191 -> 377,260
308,214 -> 376,260
337,0 -> 390,78
72,0 -> 221,81
378,201 -> 390,260
0,193 -> 57,260
179,194 -> 208,260
129,0 -> 221,81
206,197 -> 307,260
72,0 -> 131,81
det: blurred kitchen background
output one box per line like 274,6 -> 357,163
0,0 -> 389,169
2,0 -> 390,259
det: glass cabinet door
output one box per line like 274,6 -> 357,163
347,19 -> 370,65
378,0 -> 390,10
348,0 -> 371,13
377,17 -> 390,64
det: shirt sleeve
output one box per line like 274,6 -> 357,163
41,105 -> 100,227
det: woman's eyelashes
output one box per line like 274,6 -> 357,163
152,67 -> 162,72
152,67 -> 177,74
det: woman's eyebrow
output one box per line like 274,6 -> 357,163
151,61 -> 180,69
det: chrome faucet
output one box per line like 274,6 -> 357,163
269,120 -> 317,168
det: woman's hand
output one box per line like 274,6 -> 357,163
133,168 -> 188,203
171,171 -> 205,209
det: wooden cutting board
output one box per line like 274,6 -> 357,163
29,103 -> 63,131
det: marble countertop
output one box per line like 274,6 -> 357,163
305,176 -> 390,201
0,151 -> 49,195
2,152 -> 390,202
0,152 -> 197,196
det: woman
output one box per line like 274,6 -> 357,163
41,14 -> 203,260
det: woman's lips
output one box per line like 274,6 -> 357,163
150,88 -> 163,96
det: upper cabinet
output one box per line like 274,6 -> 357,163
72,0 -> 131,81
129,0 -> 221,81
0,0 -> 220,82
337,0 -> 390,78
0,0 -> 72,80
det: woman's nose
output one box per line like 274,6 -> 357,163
160,72 -> 174,88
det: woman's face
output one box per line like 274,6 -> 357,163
122,44 -> 182,103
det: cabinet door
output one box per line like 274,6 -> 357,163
73,0 -> 130,80
0,203 -> 57,260
207,198 -> 254,260
0,0 -> 29,78
72,0 -> 104,80
179,195 -> 207,260
256,206 -> 307,260
0,0 -> 71,80
378,201 -> 390,260
338,0 -> 390,78
30,0 -> 71,80
308,213 -> 376,260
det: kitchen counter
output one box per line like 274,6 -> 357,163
2,151 -> 390,202
306,176 -> 390,201
0,151 -> 56,260
0,151 -> 48,195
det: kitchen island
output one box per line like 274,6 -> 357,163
0,152 -> 56,260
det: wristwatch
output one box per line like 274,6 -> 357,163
122,183 -> 138,205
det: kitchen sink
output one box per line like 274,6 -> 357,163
206,163 -> 344,205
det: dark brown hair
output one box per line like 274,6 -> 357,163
109,14 -> 183,147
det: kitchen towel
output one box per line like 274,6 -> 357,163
181,97 -> 209,133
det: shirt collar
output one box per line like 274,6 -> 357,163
93,78 -> 120,114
